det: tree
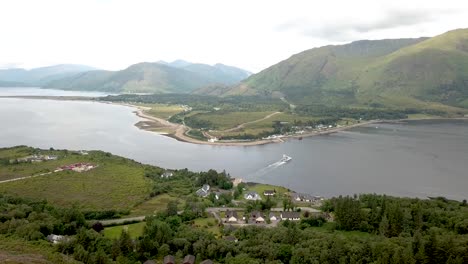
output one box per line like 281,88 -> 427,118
166,201 -> 178,217
92,222 -> 104,233
118,229 -> 134,255
379,215 -> 389,237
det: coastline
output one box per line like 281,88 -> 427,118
128,104 -> 381,146
1,95 -> 467,146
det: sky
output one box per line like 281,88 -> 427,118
1,0 -> 468,73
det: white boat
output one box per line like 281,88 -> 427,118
280,154 -> 292,163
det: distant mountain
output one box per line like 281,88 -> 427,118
0,64 -> 97,87
157,60 -> 251,85
212,29 -> 468,110
47,61 -> 251,93
47,63 -> 219,93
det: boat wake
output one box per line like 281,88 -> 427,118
247,154 -> 292,180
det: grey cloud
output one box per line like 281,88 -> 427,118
275,7 -> 458,41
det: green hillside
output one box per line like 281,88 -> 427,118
221,29 -> 468,112
46,62 -> 251,93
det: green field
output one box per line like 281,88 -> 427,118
0,147 -> 152,211
130,193 -> 185,217
193,217 -> 221,236
103,222 -> 146,239
139,103 -> 184,119
191,111 -> 276,130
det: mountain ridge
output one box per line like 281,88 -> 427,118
206,29 -> 468,111
45,61 -> 252,93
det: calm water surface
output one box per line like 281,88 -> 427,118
0,89 -> 467,200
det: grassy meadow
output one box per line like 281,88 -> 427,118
138,103 -> 184,119
103,222 -> 146,239
0,146 -> 152,211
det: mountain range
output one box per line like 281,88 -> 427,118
0,64 -> 96,87
0,60 -> 251,94
204,28 -> 468,111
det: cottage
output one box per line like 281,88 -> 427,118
46,234 -> 65,244
269,212 -> 280,221
244,191 -> 261,200
163,255 -> 175,264
291,193 -> 317,202
196,189 -> 208,197
225,210 -> 238,223
251,211 -> 265,223
302,194 -> 313,202
263,190 -> 276,196
281,211 -> 301,221
292,193 -> 302,202
196,184 -> 211,197
161,171 -> 174,178
183,255 -> 196,264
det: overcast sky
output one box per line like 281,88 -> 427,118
1,0 -> 468,73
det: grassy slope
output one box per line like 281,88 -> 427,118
0,235 -> 80,264
0,147 -> 152,211
224,29 -> 468,112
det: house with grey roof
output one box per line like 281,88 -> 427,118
196,184 -> 211,197
163,255 -> 175,264
183,255 -> 196,264
225,210 -> 238,223
281,211 -> 301,221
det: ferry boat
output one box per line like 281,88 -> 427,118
280,154 -> 292,163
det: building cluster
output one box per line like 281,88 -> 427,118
195,184 -> 231,200
14,154 -> 58,163
224,209 -> 302,224
244,189 -> 276,200
56,163 -> 96,173
144,254 -> 212,264
291,193 -> 323,205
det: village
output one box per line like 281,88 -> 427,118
189,176 -> 325,228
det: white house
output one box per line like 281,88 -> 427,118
161,171 -> 174,178
47,234 -> 65,244
244,191 -> 261,200
225,210 -> 238,223
269,212 -> 279,221
250,211 -> 265,223
256,216 -> 265,223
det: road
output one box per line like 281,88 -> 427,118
0,172 -> 53,184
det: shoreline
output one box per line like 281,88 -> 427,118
1,95 -> 467,146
